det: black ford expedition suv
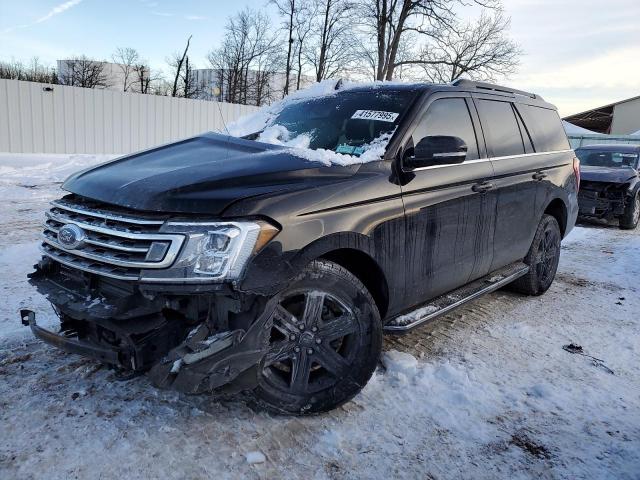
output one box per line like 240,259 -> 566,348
23,80 -> 579,414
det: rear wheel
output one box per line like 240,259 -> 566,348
253,260 -> 382,415
619,193 -> 640,230
509,214 -> 561,296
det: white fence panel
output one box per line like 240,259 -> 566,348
0,79 -> 258,154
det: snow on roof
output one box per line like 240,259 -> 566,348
562,120 -> 599,135
631,129 -> 640,136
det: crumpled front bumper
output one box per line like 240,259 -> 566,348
578,188 -> 628,218
20,309 -> 123,366
23,258 -> 276,394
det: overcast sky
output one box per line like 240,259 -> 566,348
1,0 -> 639,116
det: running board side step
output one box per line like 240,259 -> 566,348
384,262 -> 530,333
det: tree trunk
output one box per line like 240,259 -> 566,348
172,36 -> 192,97
316,0 -> 331,82
384,2 -> 410,81
283,0 -> 295,97
375,0 -> 387,81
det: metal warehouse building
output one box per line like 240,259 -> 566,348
563,95 -> 640,135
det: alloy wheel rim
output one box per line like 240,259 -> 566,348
536,227 -> 560,284
262,290 -> 359,395
633,197 -> 640,224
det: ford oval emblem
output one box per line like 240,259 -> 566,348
57,224 -> 86,250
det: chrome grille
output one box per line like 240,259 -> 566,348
40,198 -> 185,281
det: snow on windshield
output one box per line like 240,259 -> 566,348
224,79 -> 411,166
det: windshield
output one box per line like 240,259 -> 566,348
258,90 -> 418,156
576,149 -> 639,168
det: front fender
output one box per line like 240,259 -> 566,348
237,232 -> 377,296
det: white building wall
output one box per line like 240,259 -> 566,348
611,98 -> 640,135
0,79 -> 258,154
57,60 -> 150,93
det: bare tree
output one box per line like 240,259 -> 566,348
58,56 -> 110,88
271,0 -> 304,96
169,36 -> 192,97
0,57 -> 58,83
132,62 -> 160,94
356,0 -> 502,81
208,9 -> 281,105
306,0 -> 354,82
294,1 -> 316,89
181,56 -> 203,99
112,47 -> 140,91
415,12 -> 520,82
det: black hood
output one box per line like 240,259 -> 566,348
580,165 -> 638,184
63,133 -> 359,214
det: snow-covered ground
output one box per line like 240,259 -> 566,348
1,154 -> 639,479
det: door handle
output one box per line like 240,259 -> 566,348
472,182 -> 494,193
532,172 -> 548,181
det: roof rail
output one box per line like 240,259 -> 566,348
451,79 -> 541,100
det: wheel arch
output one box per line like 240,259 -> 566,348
290,233 -> 390,319
319,248 -> 390,320
544,198 -> 568,237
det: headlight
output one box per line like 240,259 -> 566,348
141,220 -> 279,282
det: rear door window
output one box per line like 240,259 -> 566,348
515,104 -> 570,152
411,98 -> 479,161
476,100 -> 524,158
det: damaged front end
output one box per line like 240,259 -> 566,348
25,257 -> 277,393
578,180 -> 632,219
22,195 -> 281,394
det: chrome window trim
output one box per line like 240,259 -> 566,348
409,149 -> 573,172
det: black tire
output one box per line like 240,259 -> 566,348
252,260 -> 382,415
509,214 -> 561,296
619,193 -> 640,230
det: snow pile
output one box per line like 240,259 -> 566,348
256,125 -> 312,149
287,130 -> 396,167
0,153 -> 117,185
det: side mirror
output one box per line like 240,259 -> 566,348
405,135 -> 467,169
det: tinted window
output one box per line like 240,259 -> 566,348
412,98 -> 479,161
516,104 -> 570,152
476,100 -> 524,157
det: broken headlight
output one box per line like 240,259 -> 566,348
144,220 -> 279,282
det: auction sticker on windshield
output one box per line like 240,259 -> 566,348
351,110 -> 399,122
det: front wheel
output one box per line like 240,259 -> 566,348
619,193 -> 640,230
252,260 -> 382,415
509,214 -> 562,296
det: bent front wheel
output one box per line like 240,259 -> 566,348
253,260 -> 382,415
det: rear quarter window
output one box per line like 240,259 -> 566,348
515,104 -> 570,152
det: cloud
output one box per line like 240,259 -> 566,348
152,11 -> 173,17
184,15 -> 208,21
35,0 -> 84,24
1,0 -> 83,34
